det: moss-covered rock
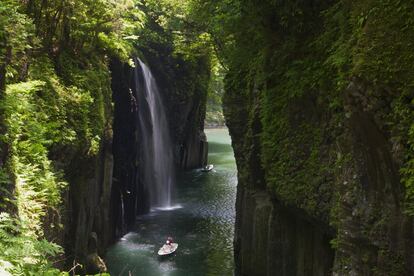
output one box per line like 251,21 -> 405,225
224,0 -> 414,275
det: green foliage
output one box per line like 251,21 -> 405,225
205,57 -> 226,126
0,0 -> 35,83
220,0 -> 414,221
216,0 -> 341,219
0,80 -> 66,274
0,0 -> 131,273
139,0 -> 212,61
0,48 -> 114,276
25,0 -> 145,62
138,0 -> 238,128
4,80 -> 66,217
349,0 -> 414,215
0,212 -> 63,275
220,0 -> 414,273
36,54 -> 112,156
2,0 -> 158,275
401,97 -> 414,215
187,0 -> 240,65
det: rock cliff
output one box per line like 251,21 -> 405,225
224,0 -> 414,275
111,50 -> 209,232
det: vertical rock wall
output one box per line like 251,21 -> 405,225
111,51 -> 210,233
224,0 -> 414,275
225,87 -> 335,275
235,191 -> 334,276
63,73 -> 115,274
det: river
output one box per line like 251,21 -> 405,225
106,128 -> 237,276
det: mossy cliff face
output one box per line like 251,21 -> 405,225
0,1 -> 140,273
224,0 -> 414,275
1,53 -> 115,273
47,56 -> 115,273
0,1 -> 209,274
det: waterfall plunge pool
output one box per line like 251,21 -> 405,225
106,128 -> 237,276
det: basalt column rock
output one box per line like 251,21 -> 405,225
331,79 -> 414,275
64,105 -> 114,273
235,190 -> 334,276
180,119 -> 208,169
111,59 -> 148,235
224,0 -> 414,272
226,92 -> 335,276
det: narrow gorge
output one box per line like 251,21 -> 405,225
1,0 -> 414,276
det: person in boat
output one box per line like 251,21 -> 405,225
166,237 -> 174,247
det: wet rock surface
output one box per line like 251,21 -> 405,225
110,50 -> 209,239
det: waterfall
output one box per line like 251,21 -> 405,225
120,192 -> 126,233
133,58 -> 175,208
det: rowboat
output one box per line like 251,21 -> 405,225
201,164 -> 214,172
158,243 -> 178,256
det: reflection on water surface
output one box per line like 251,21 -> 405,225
106,128 -> 237,276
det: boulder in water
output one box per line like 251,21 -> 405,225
85,232 -> 107,274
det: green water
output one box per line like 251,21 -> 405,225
106,128 -> 237,276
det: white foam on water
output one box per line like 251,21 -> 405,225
151,204 -> 183,212
120,232 -> 139,241
158,260 -> 177,273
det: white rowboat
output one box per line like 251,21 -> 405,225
158,243 -> 178,256
201,164 -> 214,172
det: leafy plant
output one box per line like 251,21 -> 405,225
0,212 -> 63,275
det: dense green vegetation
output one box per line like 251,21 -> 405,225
0,0 -> 220,273
1,0 -> 413,274
230,0 -> 414,218
137,0 -> 228,127
0,0 -> 143,273
205,63 -> 226,127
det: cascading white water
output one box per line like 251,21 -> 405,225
133,58 -> 174,208
120,192 -> 127,233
